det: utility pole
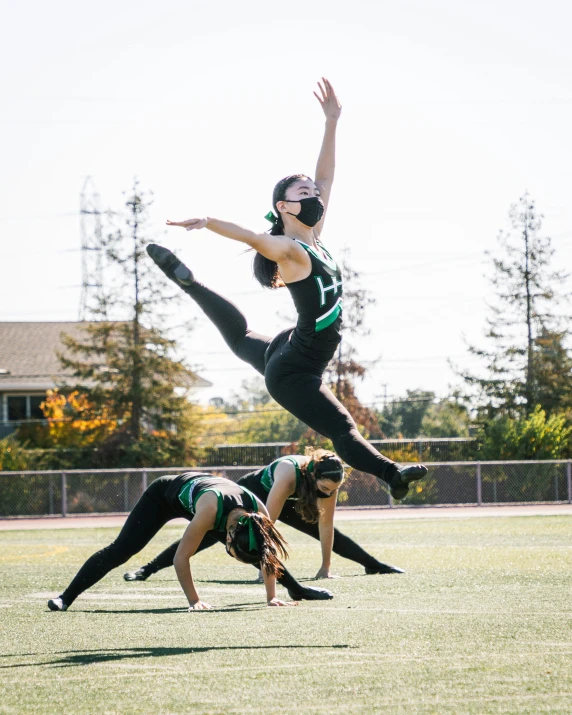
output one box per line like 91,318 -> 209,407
79,177 -> 104,320
126,182 -> 143,440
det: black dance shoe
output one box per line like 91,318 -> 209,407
365,563 -> 405,575
287,585 -> 334,601
47,597 -> 68,611
146,244 -> 194,287
124,567 -> 150,582
389,464 -> 428,500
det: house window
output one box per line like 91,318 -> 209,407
30,396 -> 45,420
6,395 -> 46,421
7,396 -> 27,421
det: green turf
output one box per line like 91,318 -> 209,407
0,516 -> 571,715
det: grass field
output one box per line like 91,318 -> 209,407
1,515 -> 571,715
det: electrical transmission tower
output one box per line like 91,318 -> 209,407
79,176 -> 105,320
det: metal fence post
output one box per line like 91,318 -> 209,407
48,475 -> 54,515
476,463 -> 482,506
142,470 -> 148,495
123,473 -> 129,512
61,472 -> 67,517
567,461 -> 572,504
388,491 -> 393,509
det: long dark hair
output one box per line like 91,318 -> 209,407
295,449 -> 345,524
253,173 -> 310,289
229,512 -> 290,577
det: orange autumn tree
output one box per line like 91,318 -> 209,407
39,389 -> 117,447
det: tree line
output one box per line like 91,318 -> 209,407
1,187 -> 571,470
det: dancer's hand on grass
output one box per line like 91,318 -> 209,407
267,598 -> 299,607
314,77 -> 342,121
188,600 -> 213,611
315,567 -> 340,580
166,218 -> 208,231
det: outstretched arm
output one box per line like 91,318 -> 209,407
313,78 -> 342,237
166,217 -> 306,265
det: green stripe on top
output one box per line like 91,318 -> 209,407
260,456 -> 301,495
316,297 -> 343,332
178,476 -> 259,532
239,486 -> 260,517
208,485 -> 259,531
177,476 -> 212,513
295,240 -> 339,272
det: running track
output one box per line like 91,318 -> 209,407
1,504 -> 571,530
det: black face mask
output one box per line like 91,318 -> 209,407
316,489 -> 336,499
285,196 -> 325,227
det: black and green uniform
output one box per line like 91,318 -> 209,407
58,473 -> 315,607
176,238 -> 398,487
168,474 -> 259,525
285,240 -> 343,361
137,457 -> 400,578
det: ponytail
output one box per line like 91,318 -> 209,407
295,450 -> 345,524
253,173 -> 310,289
230,512 -> 289,577
253,250 -> 285,289
295,462 -> 322,524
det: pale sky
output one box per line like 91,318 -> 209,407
1,0 -> 571,408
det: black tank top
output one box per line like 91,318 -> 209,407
285,240 -> 343,361
239,456 -> 337,503
239,456 -> 302,501
165,473 -> 259,531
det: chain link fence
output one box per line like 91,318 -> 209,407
199,439 -> 478,467
1,461 -> 571,518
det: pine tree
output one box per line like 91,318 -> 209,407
377,390 -> 436,438
57,180 -> 202,467
463,193 -> 571,417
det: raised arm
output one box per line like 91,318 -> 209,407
313,78 -> 342,237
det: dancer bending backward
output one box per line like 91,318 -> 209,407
125,451 -> 404,583
149,78 -> 427,500
47,472 -> 328,612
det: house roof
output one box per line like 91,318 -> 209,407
0,322 -> 211,391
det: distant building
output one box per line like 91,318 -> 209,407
0,322 -> 210,438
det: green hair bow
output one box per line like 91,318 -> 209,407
238,515 -> 258,552
264,211 -> 278,225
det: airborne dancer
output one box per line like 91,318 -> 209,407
148,78 -> 427,504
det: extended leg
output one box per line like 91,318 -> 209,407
264,358 -> 426,498
52,482 -> 176,609
147,244 -> 270,375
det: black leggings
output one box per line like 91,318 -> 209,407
185,281 -> 398,483
60,477 -> 308,606
139,491 -> 391,577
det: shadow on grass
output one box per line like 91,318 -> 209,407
76,602 -> 267,614
196,578 -> 261,585
1,644 -> 350,668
